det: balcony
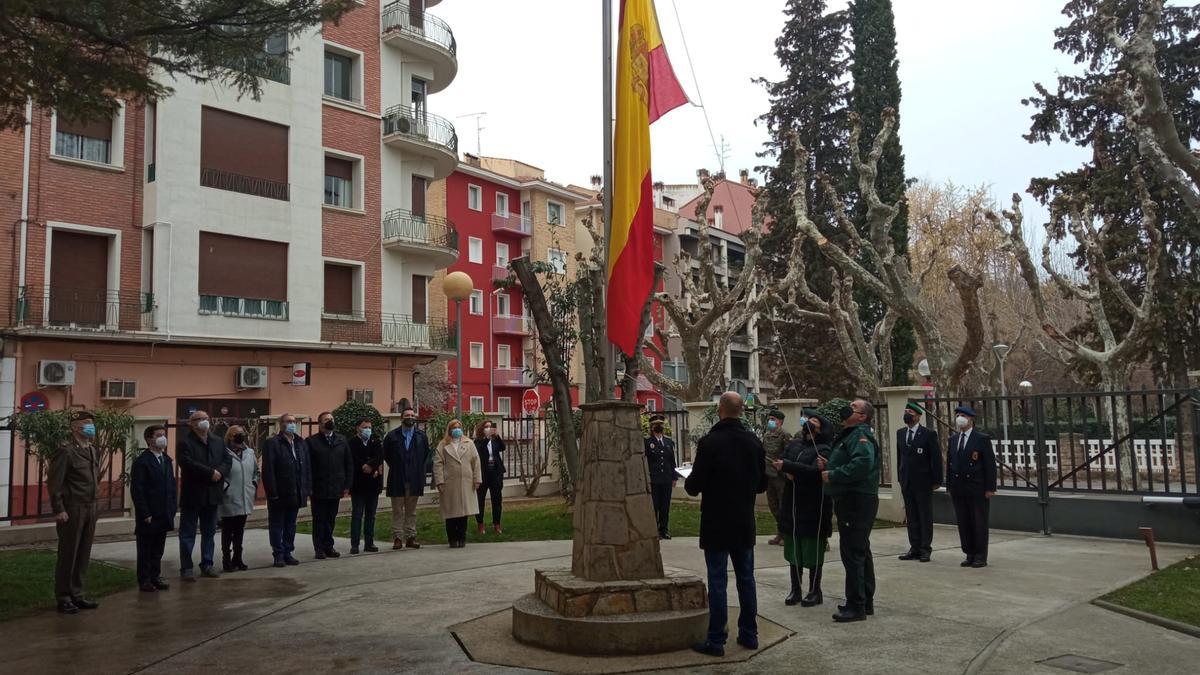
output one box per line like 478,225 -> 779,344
11,286 -> 156,333
491,212 -> 533,237
636,374 -> 654,392
381,209 -> 459,267
492,314 -> 533,336
492,265 -> 510,284
321,312 -> 453,354
200,167 -> 289,201
199,295 -> 288,320
382,106 -> 458,179
381,2 -> 457,93
494,367 -> 535,388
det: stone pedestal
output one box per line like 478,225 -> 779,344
511,400 -> 708,655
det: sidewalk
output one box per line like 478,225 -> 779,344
2,525 -> 1197,673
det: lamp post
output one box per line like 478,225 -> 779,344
444,271 -> 474,417
993,343 -> 1012,443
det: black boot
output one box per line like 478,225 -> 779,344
801,565 -> 823,607
222,553 -> 234,573
232,545 -> 247,571
785,565 -> 802,605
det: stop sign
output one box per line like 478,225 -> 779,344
522,389 -> 540,416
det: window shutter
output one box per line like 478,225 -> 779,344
325,157 -> 354,180
57,114 -> 112,141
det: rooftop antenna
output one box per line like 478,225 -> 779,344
716,134 -> 730,175
456,112 -> 487,155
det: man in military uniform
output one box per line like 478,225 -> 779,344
822,398 -> 880,623
48,410 -> 102,614
897,402 -> 941,562
645,414 -> 677,539
946,405 -> 997,568
761,408 -> 791,546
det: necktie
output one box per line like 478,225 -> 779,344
959,433 -> 966,454
907,429 -> 914,447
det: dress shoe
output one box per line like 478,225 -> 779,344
767,534 -> 783,546
919,555 -> 931,563
691,642 -> 724,657
350,546 -> 360,555
233,555 -> 248,571
272,559 -> 286,568
152,579 -> 171,591
364,544 -> 379,553
660,531 -> 671,540
736,636 -> 758,650
326,549 -> 341,559
200,567 -> 220,579
222,559 -> 234,573
493,524 -> 503,535
898,551 -> 919,561
838,603 -> 873,616
477,523 -> 486,535
284,556 -> 300,566
181,571 -> 197,582
56,600 -> 79,615
971,560 -> 988,568
405,538 -> 421,549
140,582 -> 158,593
392,537 -> 404,550
832,608 -> 866,623
72,597 -> 99,610
960,559 -> 974,567
315,550 -> 327,560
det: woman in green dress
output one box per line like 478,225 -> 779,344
773,412 -> 833,606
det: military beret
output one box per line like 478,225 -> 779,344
71,410 -> 95,422
648,413 -> 665,423
767,408 -> 785,421
905,402 -> 925,415
954,405 -> 977,417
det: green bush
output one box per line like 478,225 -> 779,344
425,410 -> 488,446
12,407 -> 134,462
816,398 -> 851,425
332,399 -> 387,439
640,412 -> 674,437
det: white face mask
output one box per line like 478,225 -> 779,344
196,419 -> 210,432
154,436 -> 168,450
955,416 -> 969,430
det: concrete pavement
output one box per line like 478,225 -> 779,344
2,524 -> 1197,674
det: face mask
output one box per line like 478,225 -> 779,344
153,435 -> 168,449
798,415 -> 809,427
903,413 -> 916,426
233,433 -> 247,445
451,428 -> 463,439
196,420 -> 210,432
81,423 -> 97,437
839,406 -> 855,422
766,420 -> 778,431
402,418 -> 416,428
323,420 -> 335,432
650,424 -> 664,434
285,422 -> 298,434
360,428 -> 373,439
956,416 -> 969,430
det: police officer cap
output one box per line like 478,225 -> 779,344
905,402 -> 925,415
70,410 -> 95,422
648,413 -> 665,424
954,405 -> 977,417
767,408 -> 785,421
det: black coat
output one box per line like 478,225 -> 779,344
349,435 -> 384,496
176,430 -> 232,510
946,429 -> 997,496
778,437 -> 833,540
897,424 -> 942,491
131,450 -> 177,535
644,435 -> 677,485
474,436 -> 506,480
262,433 -> 312,510
684,418 -> 767,551
306,431 -> 353,500
383,426 -> 432,497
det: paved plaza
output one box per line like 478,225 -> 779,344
3,524 -> 1198,674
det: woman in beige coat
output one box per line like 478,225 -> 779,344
434,419 -> 481,548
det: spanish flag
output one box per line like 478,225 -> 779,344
607,0 -> 687,356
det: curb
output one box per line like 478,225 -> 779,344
1092,599 -> 1200,639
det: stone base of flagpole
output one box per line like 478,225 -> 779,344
509,400 -> 708,655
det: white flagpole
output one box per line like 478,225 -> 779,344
601,0 -> 616,398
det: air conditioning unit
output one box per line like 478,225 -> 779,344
347,388 -> 374,404
100,379 -> 137,400
236,366 -> 269,389
38,360 -> 76,387
394,117 -> 412,134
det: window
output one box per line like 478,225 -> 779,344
467,184 -> 482,211
730,351 -> 751,381
48,229 -> 111,327
323,263 -> 358,316
469,343 -> 484,369
412,176 -> 428,217
713,205 -> 724,230
470,396 -> 485,413
469,290 -> 483,315
496,243 -> 509,268
548,248 -> 567,275
411,275 -> 428,323
199,107 -> 288,200
497,293 -> 511,316
55,113 -> 114,164
497,397 -> 512,416
198,232 -> 288,318
646,398 -> 657,411
522,200 -> 531,219
467,236 -> 483,264
323,49 -> 357,102
547,201 -> 564,226
496,193 -> 509,216
411,77 -> 427,118
324,156 -> 355,208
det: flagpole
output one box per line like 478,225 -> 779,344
601,0 -> 616,398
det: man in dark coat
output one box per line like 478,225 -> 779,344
48,410 -> 102,614
349,417 -> 384,554
946,405 -> 997,568
383,405 -> 432,549
131,424 -> 177,592
897,402 -> 942,562
644,413 -> 677,539
824,399 -> 881,623
684,392 -> 767,658
176,410 -> 231,581
262,413 -> 312,567
306,411 -> 353,559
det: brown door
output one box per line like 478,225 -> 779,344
412,275 -> 427,324
411,176 -> 427,217
409,0 -> 425,31
48,230 -> 108,326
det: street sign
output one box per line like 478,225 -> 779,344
522,389 -> 540,416
19,391 -> 49,413
291,362 -> 311,386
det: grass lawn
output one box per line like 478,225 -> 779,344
1101,554 -> 1200,628
0,550 -> 136,622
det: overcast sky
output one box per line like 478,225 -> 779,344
433,0 -> 1091,225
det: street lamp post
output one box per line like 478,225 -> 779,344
444,271 -> 474,417
993,343 -> 1012,443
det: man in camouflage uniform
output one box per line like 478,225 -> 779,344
822,398 -> 880,623
761,408 -> 791,546
48,410 -> 102,614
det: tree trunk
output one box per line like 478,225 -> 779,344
1099,366 -> 1136,487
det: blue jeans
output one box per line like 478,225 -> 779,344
703,547 -> 758,646
350,492 -> 379,547
178,505 -> 219,574
268,502 -> 299,560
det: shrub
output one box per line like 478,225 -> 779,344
425,410 -> 488,446
332,399 -> 387,439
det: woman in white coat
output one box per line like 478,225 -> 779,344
220,425 -> 259,571
434,419 -> 481,548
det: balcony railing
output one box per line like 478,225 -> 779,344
492,314 -> 533,336
321,312 -> 453,352
382,2 -> 457,56
491,212 -> 533,237
200,167 -> 290,201
382,106 -> 458,155
492,265 -> 510,283
494,367 -> 535,388
12,286 -> 156,332
199,295 -> 289,320
382,209 -> 458,252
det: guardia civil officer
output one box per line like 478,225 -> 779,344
897,402 -> 941,562
823,399 -> 881,623
645,414 -> 677,539
761,408 -> 791,546
946,405 -> 997,568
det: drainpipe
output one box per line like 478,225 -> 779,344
18,99 -> 32,290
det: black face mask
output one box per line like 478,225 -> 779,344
402,418 -> 416,428
839,405 -> 855,421
903,413 -> 915,426
651,425 -> 664,434
233,433 -> 247,445
323,420 -> 335,432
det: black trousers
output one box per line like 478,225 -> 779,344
951,492 -> 990,562
902,486 -> 934,556
310,498 -> 341,553
220,515 -> 248,563
834,493 -> 878,612
350,492 -> 379,547
445,516 -> 469,542
135,530 -> 167,584
650,482 -> 673,535
476,470 -> 504,524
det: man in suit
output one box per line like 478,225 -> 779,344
348,417 -> 384,554
48,410 -> 102,614
306,411 -> 353,560
176,410 -> 231,581
131,425 -> 177,592
946,405 -> 997,568
897,402 -> 941,562
383,405 -> 432,550
685,392 -> 767,657
262,413 -> 312,567
644,413 -> 677,540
